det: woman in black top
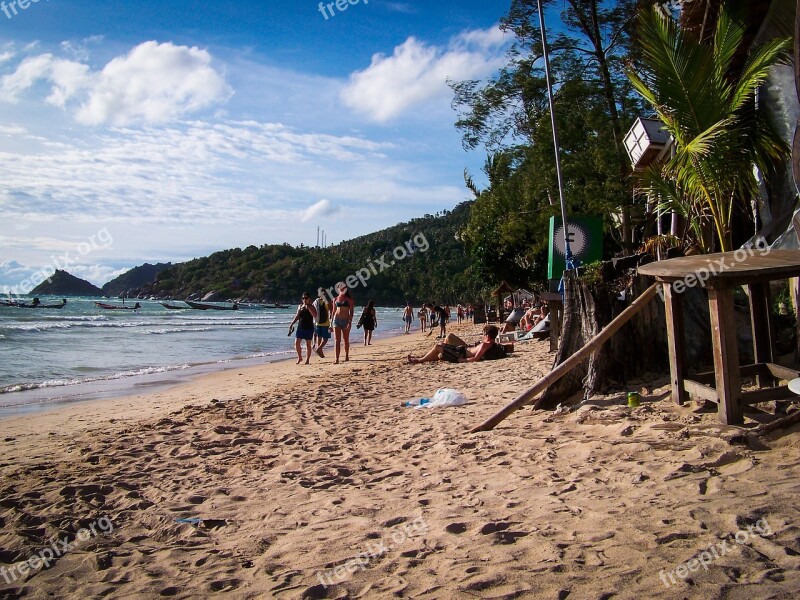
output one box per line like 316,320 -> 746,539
289,292 -> 317,364
360,299 -> 377,345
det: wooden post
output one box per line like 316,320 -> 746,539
708,286 -> 743,425
549,299 -> 562,353
470,284 -> 658,433
662,283 -> 688,405
748,281 -> 773,387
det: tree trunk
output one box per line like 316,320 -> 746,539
537,258 -> 759,409
539,263 -> 669,408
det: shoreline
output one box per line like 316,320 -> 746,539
2,323 -> 800,598
0,322 -> 410,420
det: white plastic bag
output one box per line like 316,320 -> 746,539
414,388 -> 467,409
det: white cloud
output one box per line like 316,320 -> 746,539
300,199 -> 340,223
341,26 -> 509,122
0,41 -> 232,126
385,2 -> 417,14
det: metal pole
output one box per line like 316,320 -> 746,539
537,0 -> 573,268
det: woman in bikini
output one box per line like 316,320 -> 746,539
330,284 -> 354,363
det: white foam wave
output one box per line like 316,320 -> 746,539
0,364 -> 192,395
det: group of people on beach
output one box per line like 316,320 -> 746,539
288,287 -> 477,365
413,303 -> 474,337
288,284 -> 373,365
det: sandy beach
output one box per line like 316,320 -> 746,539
1,323 -> 800,599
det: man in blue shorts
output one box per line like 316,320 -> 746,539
313,291 -> 331,358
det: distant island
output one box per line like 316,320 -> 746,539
30,269 -> 102,296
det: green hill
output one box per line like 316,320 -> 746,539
101,262 -> 172,297
138,202 -> 483,304
30,269 -> 103,296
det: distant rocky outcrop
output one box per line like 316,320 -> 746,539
30,270 -> 103,296
101,262 -> 173,297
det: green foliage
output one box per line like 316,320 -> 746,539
577,261 -> 603,287
451,0 -> 643,285
626,2 -> 791,252
138,203 -> 484,304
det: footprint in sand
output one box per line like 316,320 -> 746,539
445,522 -> 468,534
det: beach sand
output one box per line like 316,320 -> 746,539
1,323 -> 800,599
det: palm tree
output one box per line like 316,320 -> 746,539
626,1 -> 790,252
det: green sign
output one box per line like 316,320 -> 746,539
548,216 -> 603,279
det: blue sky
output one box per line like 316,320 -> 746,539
0,0 -> 512,290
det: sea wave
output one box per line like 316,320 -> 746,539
0,364 -> 193,395
1,320 -> 289,332
142,327 -> 215,335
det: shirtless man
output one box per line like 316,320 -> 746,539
408,325 -> 505,364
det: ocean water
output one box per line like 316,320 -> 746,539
0,297 -> 405,415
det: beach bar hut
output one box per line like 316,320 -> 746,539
491,281 -> 516,323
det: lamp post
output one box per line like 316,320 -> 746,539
537,0 -> 575,270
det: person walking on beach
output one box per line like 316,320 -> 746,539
359,299 -> 377,345
428,304 -> 447,339
313,291 -> 331,358
418,304 -> 428,333
289,292 -> 317,364
402,301 -> 413,334
331,284 -> 354,363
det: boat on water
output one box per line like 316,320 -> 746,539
160,302 -> 188,310
266,303 -> 291,309
0,298 -> 67,309
185,301 -> 239,311
95,301 -> 141,310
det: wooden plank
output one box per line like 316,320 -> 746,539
691,370 -> 717,384
684,379 -> 718,403
748,281 -> 774,387
741,386 -> 797,404
663,283 -> 688,405
765,362 -> 800,381
708,287 -> 743,425
753,409 -> 800,437
638,250 -> 800,284
469,284 -> 659,433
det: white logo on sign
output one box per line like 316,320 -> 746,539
554,223 -> 588,257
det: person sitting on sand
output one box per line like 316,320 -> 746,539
408,325 -> 507,364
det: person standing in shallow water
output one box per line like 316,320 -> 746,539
360,299 -> 377,345
330,284 -> 354,363
289,292 -> 317,364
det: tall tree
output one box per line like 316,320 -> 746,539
451,0 -> 644,285
626,2 -> 791,252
